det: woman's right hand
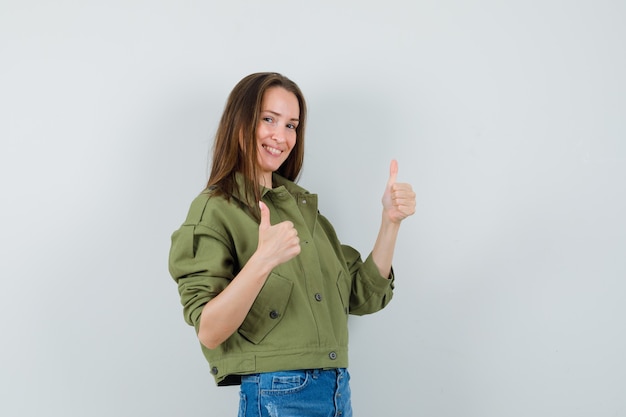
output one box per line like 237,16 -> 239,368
256,201 -> 301,268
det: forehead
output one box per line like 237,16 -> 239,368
261,87 -> 299,117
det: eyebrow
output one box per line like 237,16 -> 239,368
262,110 -> 299,122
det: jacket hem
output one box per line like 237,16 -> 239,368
211,348 -> 350,386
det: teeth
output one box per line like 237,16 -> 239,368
263,145 -> 282,155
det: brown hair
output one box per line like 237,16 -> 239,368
206,72 -> 307,219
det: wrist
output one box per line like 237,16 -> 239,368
246,252 -> 275,278
381,211 -> 403,228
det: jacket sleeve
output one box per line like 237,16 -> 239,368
342,245 -> 395,315
168,218 -> 235,331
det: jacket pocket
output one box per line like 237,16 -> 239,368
238,273 -> 294,344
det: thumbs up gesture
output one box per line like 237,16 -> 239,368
256,201 -> 301,268
382,159 -> 416,224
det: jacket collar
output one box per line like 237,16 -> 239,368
231,171 -> 309,206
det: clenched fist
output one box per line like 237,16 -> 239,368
381,159 -> 416,223
256,201 -> 301,268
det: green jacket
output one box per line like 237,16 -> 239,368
168,173 -> 394,386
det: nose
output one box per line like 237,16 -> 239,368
271,127 -> 286,143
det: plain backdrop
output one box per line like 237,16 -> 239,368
1,1 -> 625,416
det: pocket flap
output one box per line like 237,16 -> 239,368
238,273 -> 293,344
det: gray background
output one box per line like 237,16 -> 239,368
1,1 -> 625,416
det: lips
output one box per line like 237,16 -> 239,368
262,144 -> 283,156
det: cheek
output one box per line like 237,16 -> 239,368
288,133 -> 297,149
254,126 -> 263,141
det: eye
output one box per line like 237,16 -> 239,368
286,123 -> 297,130
263,116 -> 274,123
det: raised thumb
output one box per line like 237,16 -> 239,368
387,159 -> 398,187
259,201 -> 271,228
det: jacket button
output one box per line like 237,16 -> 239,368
269,310 -> 279,319
329,351 -> 337,360
211,367 -> 218,375
314,293 -> 322,302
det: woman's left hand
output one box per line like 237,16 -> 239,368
381,159 -> 416,224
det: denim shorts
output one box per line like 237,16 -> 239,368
238,368 -> 352,417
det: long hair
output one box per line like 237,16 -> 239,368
206,72 -> 307,220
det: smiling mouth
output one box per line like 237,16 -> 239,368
263,145 -> 282,156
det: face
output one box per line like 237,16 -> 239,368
255,86 -> 300,187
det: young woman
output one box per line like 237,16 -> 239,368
169,72 -> 415,416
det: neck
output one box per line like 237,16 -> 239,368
260,173 -> 272,189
